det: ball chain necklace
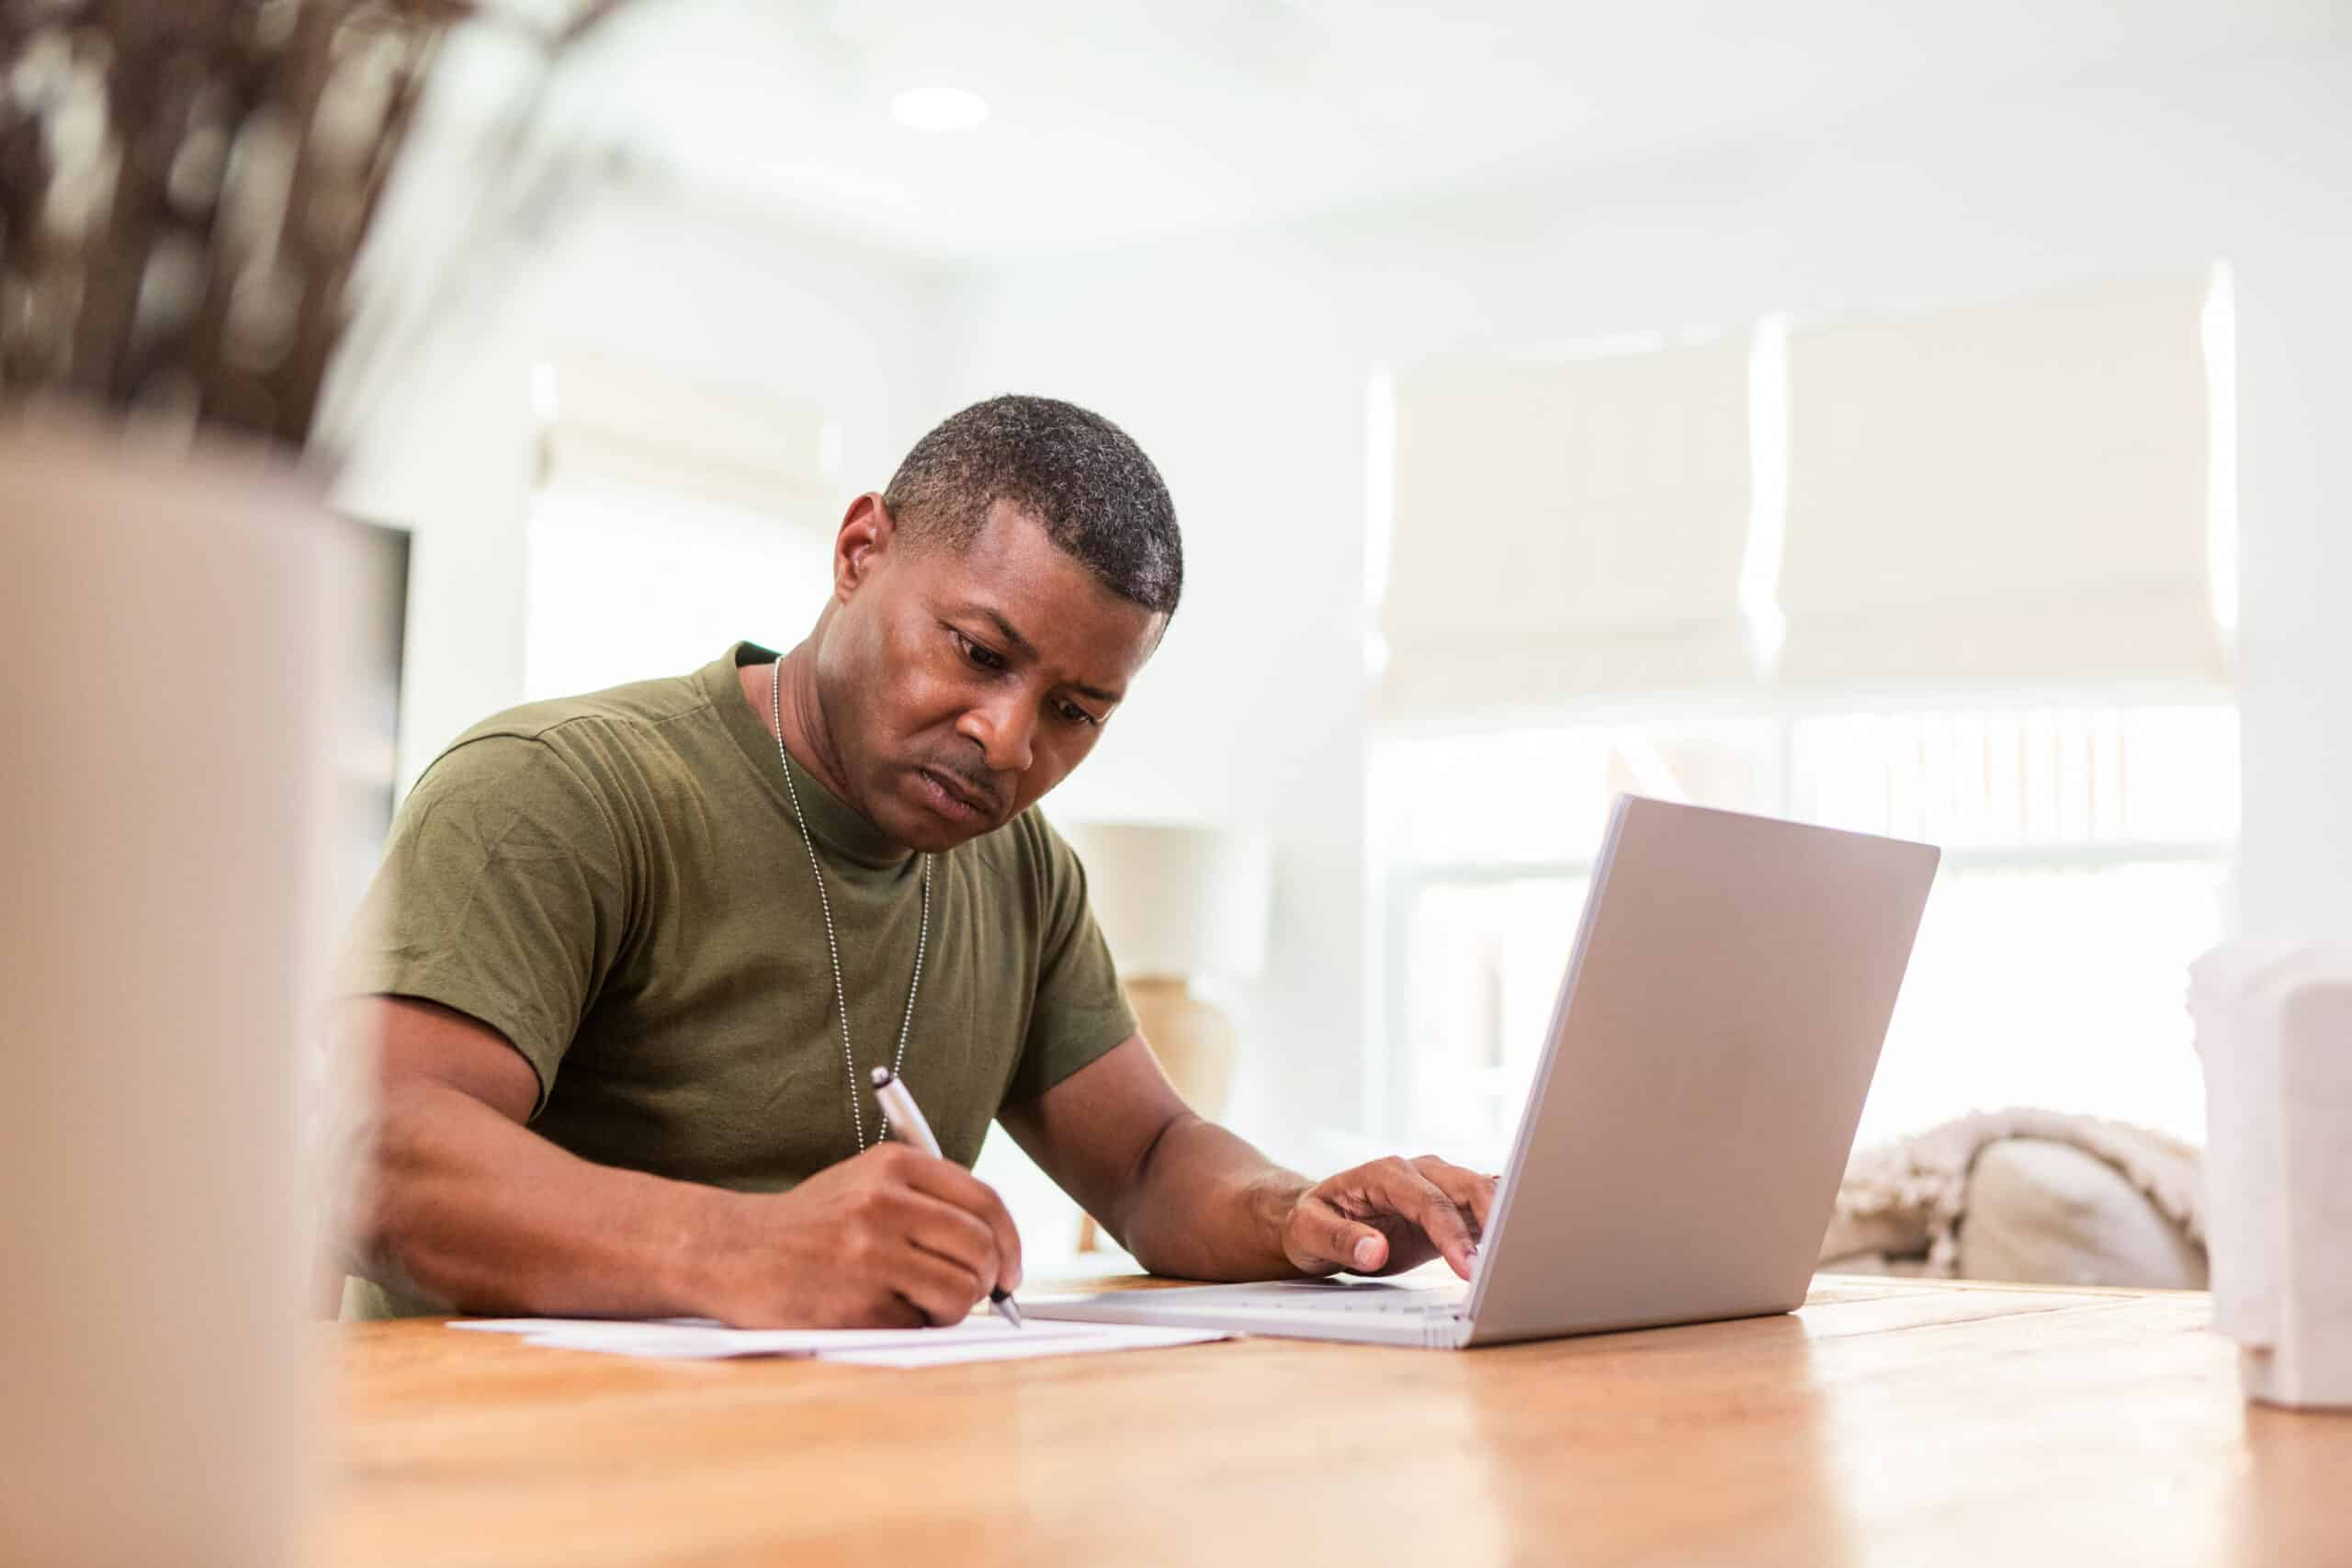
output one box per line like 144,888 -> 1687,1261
771,655 -> 933,1153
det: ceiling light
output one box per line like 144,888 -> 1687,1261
891,86 -> 989,132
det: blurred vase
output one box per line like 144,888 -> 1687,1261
0,413 -> 336,1563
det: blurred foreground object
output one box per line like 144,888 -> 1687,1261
0,2 -> 626,1555
0,0 -> 451,445
2192,943 -> 2352,1410
0,412 -> 338,1562
0,0 -> 623,449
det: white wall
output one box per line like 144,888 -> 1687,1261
936,247 -> 1380,1162
938,47 -> 2352,1157
333,186 -> 956,795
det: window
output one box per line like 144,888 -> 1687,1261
1370,274 -> 2233,1156
526,472 -> 829,699
524,356 -> 836,699
1372,704 -> 2235,1151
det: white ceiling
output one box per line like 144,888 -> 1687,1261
537,0 -> 2351,262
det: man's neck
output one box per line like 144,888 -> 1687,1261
741,647 -> 860,809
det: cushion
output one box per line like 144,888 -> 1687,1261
1957,1137 -> 2209,1291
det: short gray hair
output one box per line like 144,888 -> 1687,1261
884,395 -> 1183,618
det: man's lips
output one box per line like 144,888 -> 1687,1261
917,768 -> 998,821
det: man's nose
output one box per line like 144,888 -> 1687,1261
958,693 -> 1035,776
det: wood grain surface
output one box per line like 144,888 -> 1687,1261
320,1275 -> 2352,1568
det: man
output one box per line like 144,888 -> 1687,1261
338,394 -> 1492,1326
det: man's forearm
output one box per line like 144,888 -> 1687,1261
1114,1113 -> 1316,1280
343,1079 -> 733,1316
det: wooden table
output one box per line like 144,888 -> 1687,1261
324,1275 -> 2352,1567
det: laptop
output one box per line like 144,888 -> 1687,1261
1030,795 -> 1939,1348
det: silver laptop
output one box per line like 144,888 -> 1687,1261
1031,795 -> 1939,1348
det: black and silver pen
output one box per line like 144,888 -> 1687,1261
869,1066 -> 1025,1328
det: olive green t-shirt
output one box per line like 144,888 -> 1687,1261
341,642 -> 1136,1318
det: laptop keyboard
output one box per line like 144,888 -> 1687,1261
1188,1283 -> 1468,1316
1293,1294 -> 1462,1315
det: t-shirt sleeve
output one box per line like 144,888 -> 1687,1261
1005,815 -> 1140,1103
341,734 -> 632,1117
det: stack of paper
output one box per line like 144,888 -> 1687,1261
449,1315 -> 1227,1368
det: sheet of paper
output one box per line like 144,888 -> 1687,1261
448,1314 -> 1227,1365
801,1323 -> 1224,1368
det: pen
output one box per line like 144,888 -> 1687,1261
869,1066 -> 1025,1329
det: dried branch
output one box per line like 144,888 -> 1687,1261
0,0 -> 630,450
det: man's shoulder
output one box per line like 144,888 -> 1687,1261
402,670 -> 728,828
445,671 -> 713,754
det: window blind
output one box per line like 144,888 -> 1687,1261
526,356 -> 836,699
1777,278 -> 2222,689
1383,341 -> 1758,719
1378,340 -> 1755,717
537,354 -> 833,519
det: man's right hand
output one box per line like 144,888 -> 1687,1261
698,1142 -> 1024,1328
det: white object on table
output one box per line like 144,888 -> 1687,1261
2189,941 -> 2352,1409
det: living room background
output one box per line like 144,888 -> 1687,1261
334,39 -> 2352,1257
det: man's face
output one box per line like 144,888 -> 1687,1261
816,496 -> 1166,852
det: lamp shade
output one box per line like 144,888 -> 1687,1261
1056,821 -> 1272,981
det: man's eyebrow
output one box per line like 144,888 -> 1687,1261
966,604 -> 1125,706
974,606 -> 1036,660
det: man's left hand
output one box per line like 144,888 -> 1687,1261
1279,1156 -> 1496,1280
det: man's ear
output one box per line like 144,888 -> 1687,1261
831,493 -> 897,602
